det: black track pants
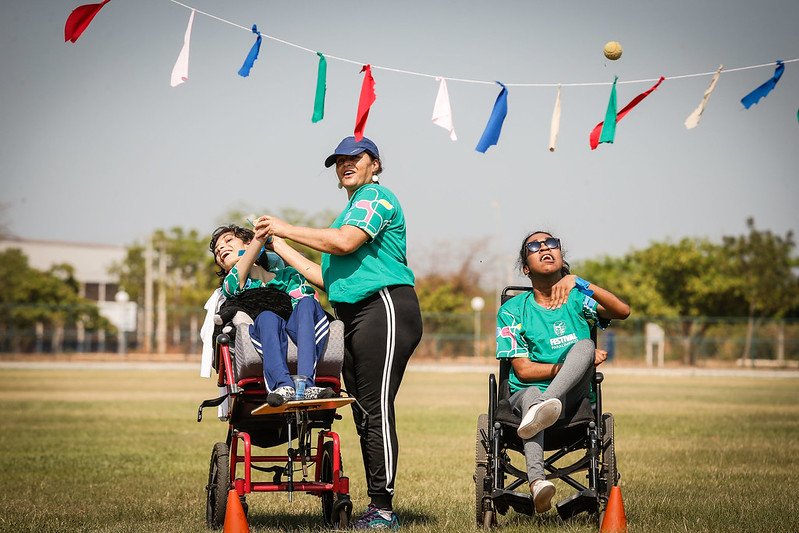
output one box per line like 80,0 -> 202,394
334,285 -> 423,510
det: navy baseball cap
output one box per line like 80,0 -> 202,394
324,136 -> 380,168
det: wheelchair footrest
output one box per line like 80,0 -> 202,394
491,488 -> 534,516
556,488 -> 598,520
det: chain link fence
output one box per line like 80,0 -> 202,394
1,304 -> 797,367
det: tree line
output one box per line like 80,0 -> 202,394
1,216 -> 796,361
575,218 -> 798,363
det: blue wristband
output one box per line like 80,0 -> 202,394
575,276 -> 594,296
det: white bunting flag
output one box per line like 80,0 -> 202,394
685,64 -> 723,129
432,77 -> 458,141
549,84 -> 562,152
170,9 -> 195,87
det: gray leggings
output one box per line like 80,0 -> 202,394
508,338 -> 595,483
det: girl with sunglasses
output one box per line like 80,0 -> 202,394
495,231 -> 630,514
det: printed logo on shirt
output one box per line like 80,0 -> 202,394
551,322 -> 577,349
550,333 -> 578,349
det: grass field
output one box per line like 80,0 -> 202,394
0,364 -> 797,532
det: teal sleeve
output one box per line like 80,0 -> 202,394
343,186 -> 395,238
496,305 -> 528,360
222,267 -> 242,298
578,292 -> 610,329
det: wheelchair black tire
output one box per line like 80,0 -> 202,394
321,441 -> 350,528
474,414 -> 495,528
599,413 -> 618,504
206,442 -> 230,530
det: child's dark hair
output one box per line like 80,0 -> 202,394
209,224 -> 267,281
517,230 -> 571,277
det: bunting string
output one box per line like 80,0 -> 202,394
165,0 -> 797,88
67,0 -> 799,152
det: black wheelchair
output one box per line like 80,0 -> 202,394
474,286 -> 619,528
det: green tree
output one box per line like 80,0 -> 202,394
722,218 -> 799,360
414,241 -> 491,336
111,209 -> 342,348
0,249 -> 108,350
111,228 -> 217,309
577,221 -> 799,365
577,238 -> 745,364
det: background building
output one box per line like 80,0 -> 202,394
0,237 -> 126,302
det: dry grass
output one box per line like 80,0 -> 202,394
0,366 -> 797,532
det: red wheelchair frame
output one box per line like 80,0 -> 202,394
198,327 -> 353,529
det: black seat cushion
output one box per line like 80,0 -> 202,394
495,379 -> 595,451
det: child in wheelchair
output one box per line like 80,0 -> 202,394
209,224 -> 335,406
496,231 -> 629,514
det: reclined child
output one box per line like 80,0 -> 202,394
210,224 -> 334,406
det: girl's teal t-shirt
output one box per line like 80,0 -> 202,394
496,289 -> 605,393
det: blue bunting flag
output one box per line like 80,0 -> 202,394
238,24 -> 262,77
475,81 -> 508,153
741,61 -> 784,109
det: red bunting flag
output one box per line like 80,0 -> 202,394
590,76 -> 665,150
64,0 -> 111,43
354,65 -> 376,141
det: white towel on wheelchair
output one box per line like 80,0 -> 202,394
200,288 -> 225,378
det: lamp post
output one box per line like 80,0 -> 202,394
115,289 -> 129,356
471,296 -> 485,358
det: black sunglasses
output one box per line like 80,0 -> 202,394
525,237 -> 561,253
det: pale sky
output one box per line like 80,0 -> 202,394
2,0 -> 797,284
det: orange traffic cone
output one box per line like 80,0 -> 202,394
223,488 -> 249,533
600,486 -> 627,532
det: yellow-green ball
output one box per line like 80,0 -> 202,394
603,41 -> 623,60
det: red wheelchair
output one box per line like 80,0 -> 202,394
197,310 -> 353,529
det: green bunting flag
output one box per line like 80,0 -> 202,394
590,76 -> 665,150
599,76 -> 618,145
312,52 -> 327,123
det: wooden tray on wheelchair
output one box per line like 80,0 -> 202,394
251,396 -> 354,416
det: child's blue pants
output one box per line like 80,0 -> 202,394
248,297 -> 330,391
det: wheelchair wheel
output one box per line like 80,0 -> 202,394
321,441 -> 350,527
206,442 -> 230,530
599,413 -> 618,502
474,414 -> 495,528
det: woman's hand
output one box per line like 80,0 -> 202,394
546,275 -> 577,310
255,215 -> 291,241
593,349 -> 608,367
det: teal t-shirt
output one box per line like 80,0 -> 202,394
222,263 -> 318,307
496,288 -> 606,394
321,184 -> 415,305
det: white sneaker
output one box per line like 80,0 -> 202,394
517,398 -> 562,440
531,479 -> 556,513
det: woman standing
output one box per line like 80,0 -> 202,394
496,231 -> 629,514
255,136 -> 422,530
